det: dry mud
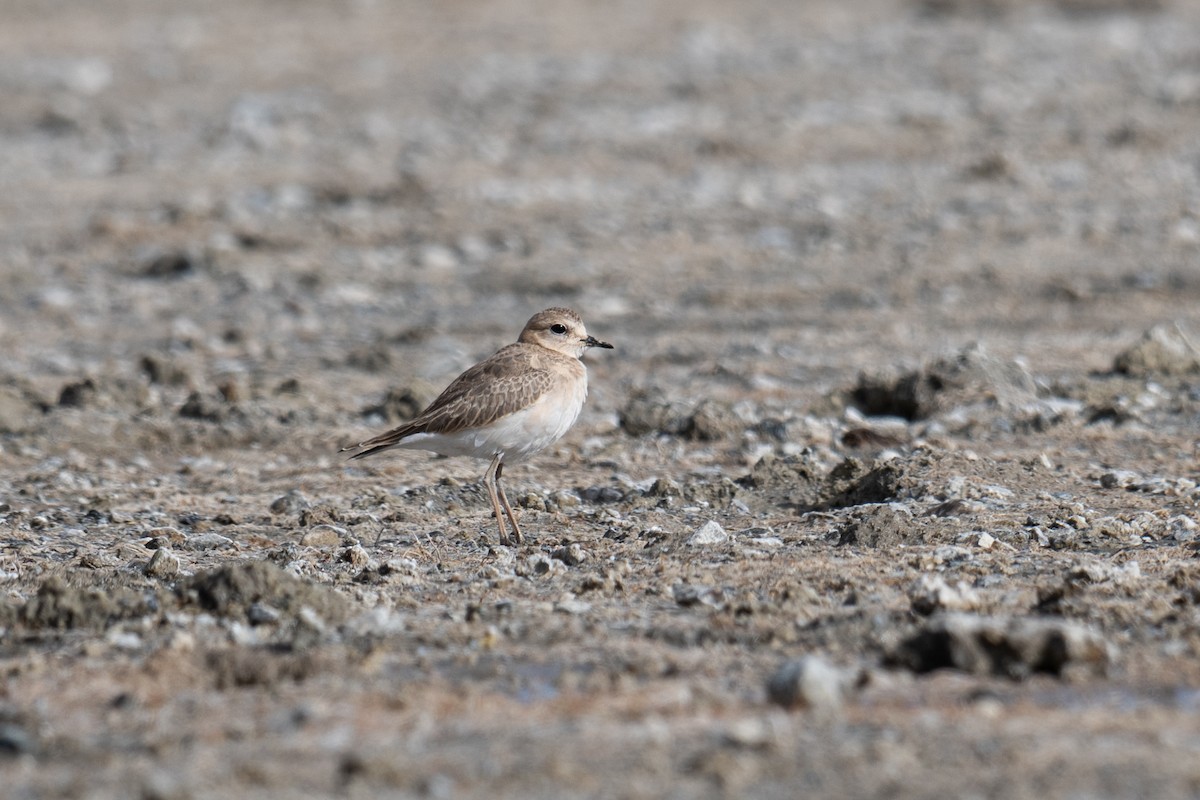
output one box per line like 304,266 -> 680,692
2,0 -> 1200,797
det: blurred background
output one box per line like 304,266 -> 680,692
0,0 -> 1197,450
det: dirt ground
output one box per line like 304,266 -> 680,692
2,0 -> 1200,797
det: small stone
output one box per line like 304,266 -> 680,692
1100,470 -> 1141,489
183,532 -> 234,551
178,391 -> 226,422
147,526 -> 186,545
672,583 -> 722,607
0,387 -> 39,434
340,544 -> 371,567
515,553 -> 561,578
977,532 -> 996,549
292,607 -> 327,649
144,547 -> 181,579
140,249 -> 198,279
518,492 -> 547,512
248,602 -> 282,625
554,598 -> 592,615
722,718 -> 774,749
1113,322 -> 1200,376
889,613 -> 1113,679
270,490 -> 310,515
57,378 -> 97,408
417,243 -> 459,270
687,520 -> 729,547
766,657 -> 845,715
646,477 -> 682,498
686,399 -> 740,440
0,723 -> 36,756
550,490 -> 581,509
582,485 -> 624,503
300,525 -> 343,548
910,574 -> 982,615
550,543 -> 589,566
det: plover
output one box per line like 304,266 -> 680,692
341,307 -> 613,545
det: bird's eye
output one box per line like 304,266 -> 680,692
550,323 -> 568,335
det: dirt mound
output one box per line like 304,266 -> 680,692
179,561 -> 351,625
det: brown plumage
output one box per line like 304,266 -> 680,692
341,307 -> 612,544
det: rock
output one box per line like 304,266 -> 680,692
618,389 -> 692,437
361,383 -> 437,423
686,399 -> 740,440
550,490 -> 581,509
1113,322 -> 1200,376
582,485 -> 624,503
554,598 -> 592,615
300,525 -> 344,548
16,576 -> 152,631
836,505 -> 917,547
1100,470 -> 1141,489
618,392 -> 741,440
57,378 -> 97,407
0,387 -> 38,434
889,613 -> 1113,679
849,343 -> 1037,420
687,520 -> 729,547
139,353 -> 192,386
340,544 -> 371,567
180,560 -> 350,624
147,526 -> 186,545
518,492 -> 547,512
909,574 -> 983,615
144,547 -> 181,579
646,477 -> 683,498
247,602 -> 282,625
299,504 -> 341,527
183,533 -> 235,551
672,583 -> 718,607
0,721 -> 36,755
270,490 -> 310,515
138,249 -> 199,279
178,391 -> 228,422
766,656 -> 845,715
515,553 -> 562,578
550,543 -> 589,566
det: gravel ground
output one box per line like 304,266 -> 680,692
3,0 -> 1200,797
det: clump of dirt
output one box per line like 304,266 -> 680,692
618,390 -> 740,440
359,382 -> 439,422
203,647 -> 323,689
3,575 -> 156,631
835,504 -> 920,547
1112,322 -> 1200,376
178,561 -> 351,624
738,453 -> 908,513
848,344 -> 1037,421
888,614 -> 1114,679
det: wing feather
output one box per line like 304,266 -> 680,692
342,345 -> 557,458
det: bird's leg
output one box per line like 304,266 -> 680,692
494,460 -> 524,544
484,453 -> 511,545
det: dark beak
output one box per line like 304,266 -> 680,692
583,335 -> 613,349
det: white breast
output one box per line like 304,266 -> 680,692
392,368 -> 588,463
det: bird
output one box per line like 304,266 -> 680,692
340,307 -> 613,545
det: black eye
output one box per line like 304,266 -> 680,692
550,323 -> 568,335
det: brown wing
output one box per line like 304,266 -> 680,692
342,345 -> 556,458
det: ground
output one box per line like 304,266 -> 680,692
2,0 -> 1200,797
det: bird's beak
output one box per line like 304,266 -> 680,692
583,335 -> 613,349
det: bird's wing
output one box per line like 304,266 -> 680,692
342,346 -> 557,458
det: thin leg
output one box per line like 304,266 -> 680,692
484,453 -> 510,545
494,461 -> 524,544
